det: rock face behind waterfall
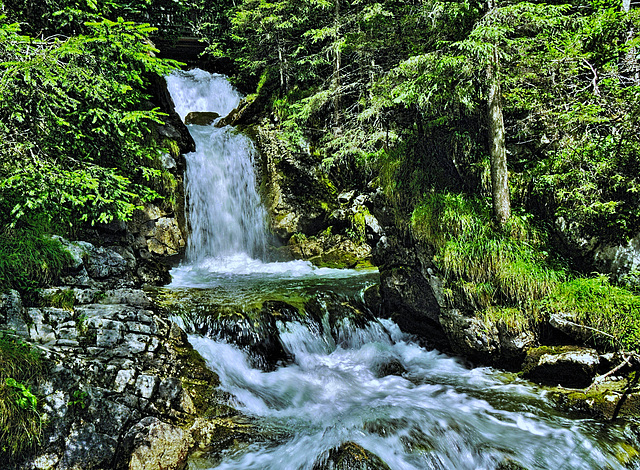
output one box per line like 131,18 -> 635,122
248,121 -> 383,269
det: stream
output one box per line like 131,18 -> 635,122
160,69 -> 639,470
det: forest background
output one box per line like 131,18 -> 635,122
1,0 -> 640,387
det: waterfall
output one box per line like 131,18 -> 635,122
165,69 -> 268,262
159,69 -> 638,470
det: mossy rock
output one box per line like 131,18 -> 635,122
497,458 -> 529,470
551,376 -> 640,420
185,111 -> 220,126
313,442 -> 391,470
521,345 -> 599,388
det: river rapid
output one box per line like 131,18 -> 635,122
162,69 -> 639,470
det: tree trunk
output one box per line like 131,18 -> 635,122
487,44 -> 510,226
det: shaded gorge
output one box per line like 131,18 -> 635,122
154,69 -> 639,470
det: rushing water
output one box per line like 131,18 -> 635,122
166,70 -> 268,261
162,69 -> 639,470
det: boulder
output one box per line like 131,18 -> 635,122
522,346 -> 600,388
440,309 -> 500,363
120,417 -> 193,470
312,442 -> 391,470
378,266 -> 447,348
185,111 -> 220,126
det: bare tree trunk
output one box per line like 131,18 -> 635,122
487,43 -> 510,226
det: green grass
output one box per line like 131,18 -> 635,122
0,330 -> 46,461
544,276 -> 640,351
412,192 -> 564,313
411,191 -> 640,349
42,289 -> 75,311
0,227 -> 72,295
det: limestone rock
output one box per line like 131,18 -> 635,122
1,289 -> 29,336
59,424 -> 118,470
122,417 -> 193,470
523,346 -> 600,388
85,246 -> 128,280
146,217 -> 185,256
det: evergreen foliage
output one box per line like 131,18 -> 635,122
0,16 -> 180,231
195,0 -> 640,349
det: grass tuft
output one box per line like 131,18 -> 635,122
412,192 -> 564,311
411,191 -> 640,349
0,227 -> 72,295
0,330 -> 46,461
544,275 -> 640,350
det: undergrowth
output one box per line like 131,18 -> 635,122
412,192 -> 564,311
0,330 -> 46,462
0,227 -> 72,295
544,276 -> 640,351
412,191 -> 640,350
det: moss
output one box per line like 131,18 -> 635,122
42,288 -> 75,310
309,250 -> 358,269
551,377 -> 640,420
164,138 -> 181,158
313,442 -> 391,470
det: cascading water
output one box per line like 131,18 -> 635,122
160,69 -> 640,470
166,69 -> 268,262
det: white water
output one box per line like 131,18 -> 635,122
164,70 -> 639,470
166,70 -> 268,263
189,320 -> 635,470
165,69 -> 355,281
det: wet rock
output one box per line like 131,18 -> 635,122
495,324 -> 537,369
497,458 -> 529,470
378,266 -> 447,348
215,100 -> 251,128
313,442 -> 391,470
185,111 -> 220,126
551,369 -> 640,420
363,284 -> 382,317
120,417 -> 193,470
522,346 -> 600,388
191,301 -> 295,371
440,309 -> 500,363
372,358 -> 406,378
